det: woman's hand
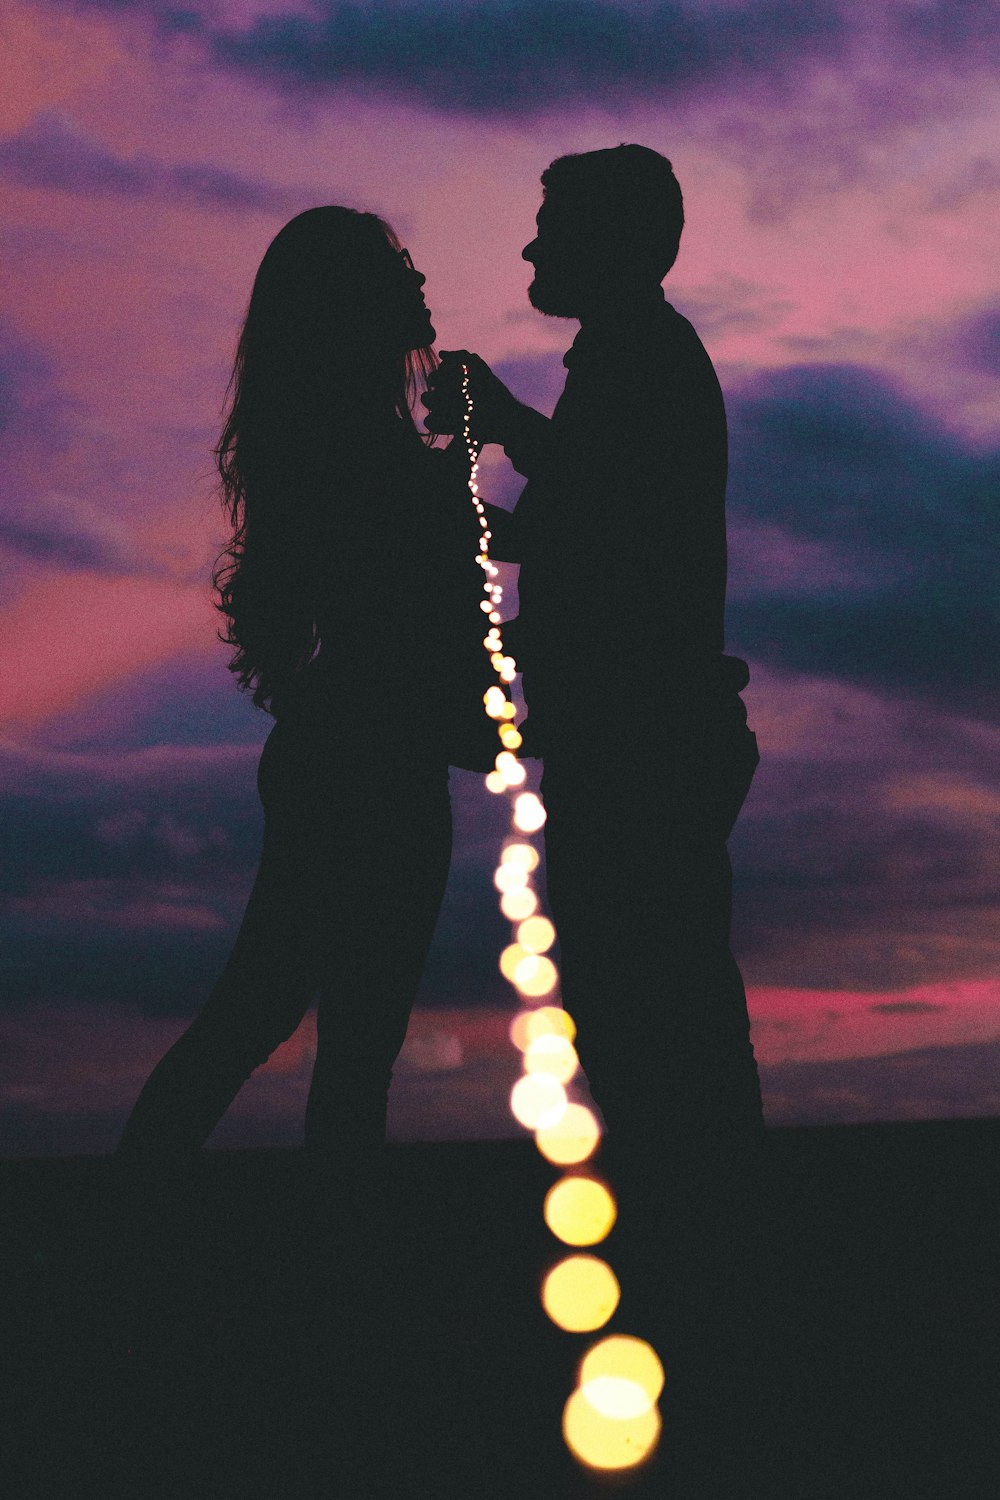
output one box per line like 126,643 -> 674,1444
422,350 -> 518,446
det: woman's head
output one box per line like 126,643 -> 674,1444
235,206 -> 435,437
213,206 -> 437,712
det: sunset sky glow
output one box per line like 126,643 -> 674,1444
1,0 -> 998,1153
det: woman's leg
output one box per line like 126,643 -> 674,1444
302,769 -> 453,1166
116,734 -> 452,1173
115,802 -> 330,1166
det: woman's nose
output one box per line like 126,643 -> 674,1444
522,239 -> 537,263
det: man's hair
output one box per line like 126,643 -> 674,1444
541,144 -> 684,278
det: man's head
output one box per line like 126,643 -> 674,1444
522,144 -> 684,318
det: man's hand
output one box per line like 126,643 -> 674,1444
422,351 -> 518,446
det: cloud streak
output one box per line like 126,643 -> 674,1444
0,110 -> 294,212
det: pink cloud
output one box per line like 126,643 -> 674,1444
748,978 -> 1000,1066
0,570 -> 216,729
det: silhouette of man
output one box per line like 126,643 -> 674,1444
425,145 -> 765,1297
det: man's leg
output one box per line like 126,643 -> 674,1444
541,748 -> 764,1262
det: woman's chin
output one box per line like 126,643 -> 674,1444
407,316 -> 436,350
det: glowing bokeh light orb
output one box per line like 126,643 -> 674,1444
536,1103 -> 601,1165
508,1012 -> 534,1051
524,1034 -> 578,1084
499,943 -> 528,981
543,1176 -> 617,1247
499,725 -> 523,750
485,770 -> 507,794
528,1005 -> 576,1045
516,915 -> 555,954
501,843 -> 539,872
580,1377 -> 654,1422
513,793 -> 546,832
562,1387 -> 661,1472
495,751 -> 527,787
513,954 -> 559,998
510,1073 -> 567,1130
578,1336 -> 665,1415
501,887 -> 538,922
541,1255 -> 620,1332
494,863 -> 528,894
509,1006 -> 576,1052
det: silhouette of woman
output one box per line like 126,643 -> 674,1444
116,207 -> 490,1200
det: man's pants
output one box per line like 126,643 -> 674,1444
540,711 -> 765,1275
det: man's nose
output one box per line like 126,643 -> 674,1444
521,239 -> 537,263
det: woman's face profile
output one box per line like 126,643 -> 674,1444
360,238 -> 435,352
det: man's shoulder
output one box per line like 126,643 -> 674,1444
661,301 -> 712,357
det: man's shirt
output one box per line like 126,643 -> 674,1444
489,290 -> 745,753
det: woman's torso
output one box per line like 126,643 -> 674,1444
269,432 -> 488,764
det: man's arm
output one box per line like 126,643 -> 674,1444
482,502 -> 521,562
497,401 -> 552,478
423,351 -> 553,477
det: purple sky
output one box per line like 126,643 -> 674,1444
1,0 -> 998,1153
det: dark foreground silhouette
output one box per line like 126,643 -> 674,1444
116,208 -> 493,1185
424,146 -> 766,1335
5,1121 -> 998,1498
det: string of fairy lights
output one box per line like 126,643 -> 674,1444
459,365 -> 665,1476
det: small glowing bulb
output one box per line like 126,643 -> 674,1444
499,943 -> 528,981
501,886 -> 538,921
536,1104 -> 601,1166
578,1337 -> 665,1414
562,1388 -> 660,1471
494,863 -> 528,893
544,1176 -> 617,1247
512,954 -> 558,997
510,1073 -> 567,1131
495,752 -> 526,787
499,726 -> 523,750
516,915 -> 555,953
530,1006 -> 576,1044
510,1005 -> 576,1050
514,793 -> 546,832
484,687 -> 508,719
485,770 -> 507,794
501,843 -> 539,871
524,1033 -> 578,1084
542,1256 -> 620,1333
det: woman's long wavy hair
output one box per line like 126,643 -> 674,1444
212,206 -> 437,712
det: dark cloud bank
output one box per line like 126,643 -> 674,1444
63,0 -> 997,118
725,363 -> 999,724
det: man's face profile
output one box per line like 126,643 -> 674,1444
522,195 -> 600,319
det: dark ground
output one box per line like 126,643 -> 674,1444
3,1120 -> 998,1498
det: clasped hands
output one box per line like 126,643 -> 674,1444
422,350 -> 518,448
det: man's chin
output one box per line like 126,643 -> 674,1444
527,279 -> 579,319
